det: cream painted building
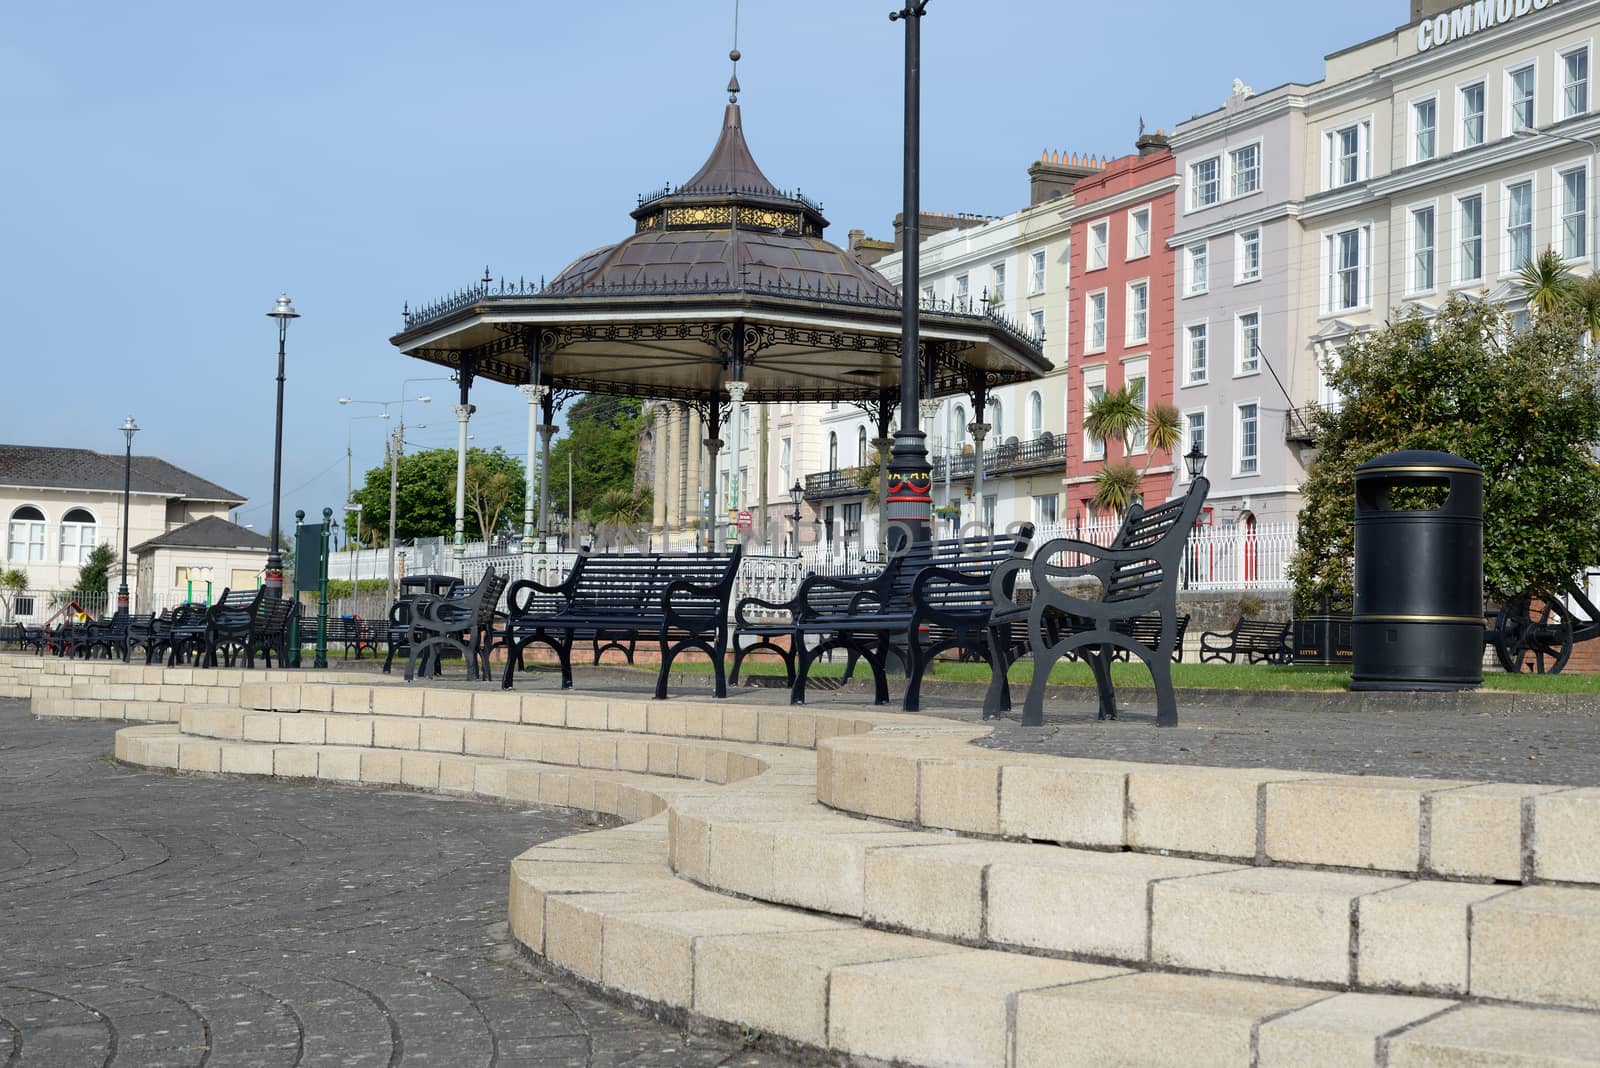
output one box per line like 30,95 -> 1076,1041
1295,0 -> 1599,406
0,444 -> 246,618
133,515 -> 271,612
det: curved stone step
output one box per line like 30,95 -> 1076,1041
513,810 -> 1600,1068
816,723 -> 1600,888
176,705 -> 808,788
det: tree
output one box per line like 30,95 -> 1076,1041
1083,388 -> 1182,514
0,568 -> 27,621
453,449 -> 526,540
349,446 -> 526,544
1518,248 -> 1579,316
1288,295 -> 1600,613
548,394 -> 644,519
75,544 -> 115,597
588,487 -> 653,527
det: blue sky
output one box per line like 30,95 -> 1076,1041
2,0 -> 1402,533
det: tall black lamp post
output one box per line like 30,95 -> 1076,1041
264,293 -> 300,599
885,2 -> 934,552
116,415 -> 138,613
788,479 -> 804,556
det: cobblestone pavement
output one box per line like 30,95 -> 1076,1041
0,700 -> 798,1068
978,698 -> 1600,786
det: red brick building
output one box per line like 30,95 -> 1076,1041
1063,134 -> 1178,522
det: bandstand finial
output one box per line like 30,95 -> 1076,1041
727,0 -> 742,103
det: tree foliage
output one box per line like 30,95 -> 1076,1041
548,394 -> 644,520
0,568 -> 28,621
1084,387 -> 1183,512
1288,296 -> 1600,613
75,543 -> 116,596
349,446 -> 526,544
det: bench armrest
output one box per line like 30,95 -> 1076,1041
735,594 -> 794,627
506,578 -> 573,616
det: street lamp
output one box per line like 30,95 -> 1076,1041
116,415 -> 138,613
264,293 -> 300,599
1512,124 -> 1599,273
789,480 -> 804,556
1184,441 -> 1208,481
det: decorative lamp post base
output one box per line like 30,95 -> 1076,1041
886,429 -> 933,551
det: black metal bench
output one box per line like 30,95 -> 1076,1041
86,611 -> 152,662
129,610 -> 168,664
730,572 -> 878,686
1108,612 -> 1191,664
786,529 -> 1035,710
247,597 -> 299,668
205,587 -> 267,668
325,615 -> 385,659
1198,617 -> 1292,665
499,551 -> 741,698
157,603 -> 211,666
384,576 -> 463,674
992,479 -> 1209,727
404,568 -> 508,682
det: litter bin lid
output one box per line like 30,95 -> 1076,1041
1356,450 -> 1481,476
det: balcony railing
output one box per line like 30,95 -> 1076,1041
930,433 -> 1069,481
1286,404 -> 1335,444
803,466 -> 870,500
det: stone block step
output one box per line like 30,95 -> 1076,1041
817,725 -> 1600,888
114,725 -> 721,822
176,705 -> 807,788
231,680 -> 902,751
670,782 -> 1600,1011
514,816 -> 1600,1068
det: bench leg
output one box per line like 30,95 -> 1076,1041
982,624 -> 1012,719
902,628 -> 928,713
1150,657 -> 1178,728
1086,646 -> 1118,721
1021,647 -> 1062,727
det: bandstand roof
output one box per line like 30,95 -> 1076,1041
390,90 -> 1049,404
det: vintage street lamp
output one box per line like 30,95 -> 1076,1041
264,293 -> 300,599
1184,441 -> 1208,481
788,479 -> 804,555
116,415 -> 138,613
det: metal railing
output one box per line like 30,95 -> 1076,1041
1286,404 -> 1335,443
803,467 -> 871,500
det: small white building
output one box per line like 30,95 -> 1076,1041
0,444 -> 246,619
133,516 -> 271,612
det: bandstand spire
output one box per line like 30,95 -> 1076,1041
727,0 -> 741,103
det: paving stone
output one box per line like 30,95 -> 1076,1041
1356,882 -> 1508,994
1255,992 -> 1454,1067
1470,885 -> 1600,1010
1128,764 -> 1301,859
998,758 -> 1128,848
1531,787 -> 1600,884
1386,1003 -> 1600,1067
0,699 -> 801,1068
1426,781 -> 1554,881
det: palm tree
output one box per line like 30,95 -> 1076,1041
1518,247 -> 1579,316
1084,386 -> 1143,452
1572,272 -> 1600,344
587,488 -> 653,527
1142,402 -> 1182,476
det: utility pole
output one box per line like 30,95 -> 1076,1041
386,424 -> 402,607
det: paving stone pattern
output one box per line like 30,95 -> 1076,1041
0,700 -> 798,1068
979,698 -> 1600,786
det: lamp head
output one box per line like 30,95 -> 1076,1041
1184,441 -> 1207,480
266,293 -> 300,320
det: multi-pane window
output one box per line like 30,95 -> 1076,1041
1237,229 -> 1262,282
1029,250 -> 1045,294
1129,208 -> 1151,258
956,274 -> 969,306
1507,180 -> 1534,271
1331,123 -> 1363,187
1565,47 -> 1590,118
1087,221 -> 1108,270
1230,143 -> 1260,197
1032,494 -> 1059,526
1458,193 -> 1484,281
1028,391 -> 1043,439
828,431 -> 838,470
1084,378 -> 1106,460
1127,281 -> 1149,343
59,508 -> 96,565
1184,411 -> 1207,482
1029,308 -> 1045,339
1237,403 -> 1260,475
1413,98 -> 1437,162
1563,167 -> 1589,260
992,262 -> 1006,302
780,437 -> 792,488
1412,205 -> 1436,292
1237,312 -> 1260,375
1330,227 -> 1363,311
1125,367 -> 1148,452
857,426 -> 868,467
1186,323 -> 1209,384
1461,82 -> 1486,147
1509,65 -> 1536,133
1087,292 -> 1107,351
1191,156 -> 1221,208
8,506 -> 45,562
921,285 -> 933,305
1186,243 -> 1209,295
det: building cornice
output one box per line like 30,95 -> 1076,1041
1168,201 -> 1302,245
1170,93 -> 1310,149
1060,175 -> 1181,224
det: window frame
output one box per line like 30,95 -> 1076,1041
1123,357 -> 1149,454
1502,174 -> 1537,277
1556,160 -> 1591,263
1235,309 -> 1262,378
1029,308 -> 1045,340
1085,289 -> 1108,354
1027,390 -> 1044,440
991,260 -> 1007,303
1505,61 -> 1538,138
1125,279 -> 1149,344
1189,155 -> 1222,210
1126,206 -> 1152,260
1086,219 -> 1109,271
58,508 -> 98,566
1235,399 -> 1262,477
7,506 -> 47,563
1323,223 -> 1370,314
1029,250 -> 1046,294
1082,366 -> 1107,462
1185,241 -> 1209,297
1458,79 -> 1487,151
1410,93 -> 1439,164
1323,117 -> 1371,189
1236,227 -> 1262,284
1183,320 -> 1210,387
1454,189 -> 1487,286
1229,140 -> 1262,199
1407,200 -> 1438,296
1561,42 -> 1591,120
1180,408 -> 1207,485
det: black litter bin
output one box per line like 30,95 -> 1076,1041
1351,450 -> 1483,690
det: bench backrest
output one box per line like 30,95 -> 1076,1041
907,526 -> 1038,618
567,553 -> 739,616
208,587 -> 266,632
256,596 -> 296,638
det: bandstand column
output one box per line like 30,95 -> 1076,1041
725,380 -> 748,549
451,365 -> 476,562
538,389 -> 555,551
652,405 -> 669,540
664,407 -> 682,536
703,436 -> 723,550
970,420 -> 991,528
686,408 -> 703,542
518,383 -> 545,574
